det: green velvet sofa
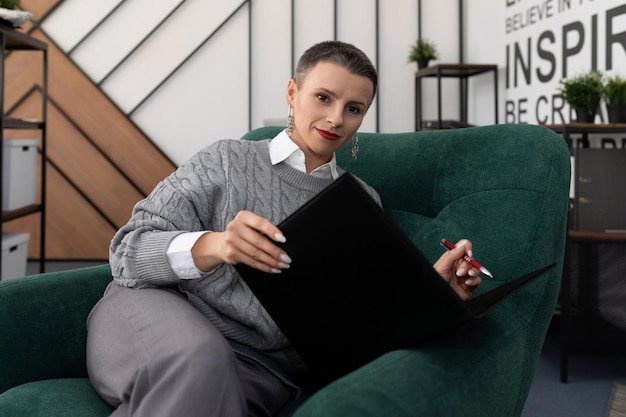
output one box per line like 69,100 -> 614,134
0,123 -> 571,417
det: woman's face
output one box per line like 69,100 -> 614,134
286,61 -> 374,171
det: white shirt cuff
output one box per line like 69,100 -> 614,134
166,231 -> 210,279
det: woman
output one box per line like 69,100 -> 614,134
86,40 -> 481,417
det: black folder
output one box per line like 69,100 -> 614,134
235,173 -> 553,382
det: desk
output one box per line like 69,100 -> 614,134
560,230 -> 626,383
414,64 -> 498,131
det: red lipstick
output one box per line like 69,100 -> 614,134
316,128 -> 339,141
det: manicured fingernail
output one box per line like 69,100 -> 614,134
280,254 -> 292,263
275,233 -> 286,243
465,279 -> 473,286
458,239 -> 468,248
456,268 -> 466,277
468,269 -> 478,277
278,262 -> 290,269
270,268 -> 281,274
467,249 -> 473,257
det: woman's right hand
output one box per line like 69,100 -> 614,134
432,239 -> 482,300
191,210 -> 292,274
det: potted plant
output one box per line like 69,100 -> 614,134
603,74 -> 626,123
407,38 -> 439,69
0,0 -> 20,9
558,70 -> 604,123
0,0 -> 30,29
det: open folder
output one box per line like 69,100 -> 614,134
235,172 -> 554,383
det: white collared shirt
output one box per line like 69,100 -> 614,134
269,129 -> 340,180
166,130 -> 340,278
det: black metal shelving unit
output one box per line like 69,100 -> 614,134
0,25 -> 47,276
414,63 -> 498,131
544,123 -> 626,383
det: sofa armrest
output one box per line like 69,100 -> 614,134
0,264 -> 112,394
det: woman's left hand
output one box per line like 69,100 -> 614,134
433,239 -> 482,300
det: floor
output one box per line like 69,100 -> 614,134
521,319 -> 626,417
25,261 -> 626,417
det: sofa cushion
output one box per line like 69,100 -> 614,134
0,378 -> 113,417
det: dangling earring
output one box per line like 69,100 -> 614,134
351,134 -> 359,160
286,106 -> 294,136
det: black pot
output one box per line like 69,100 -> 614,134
574,105 -> 598,123
417,58 -> 430,69
606,103 -> 626,124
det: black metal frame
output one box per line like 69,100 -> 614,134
0,25 -> 48,275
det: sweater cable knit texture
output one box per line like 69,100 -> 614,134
109,138 -> 379,362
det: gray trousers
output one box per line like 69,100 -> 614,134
86,282 -> 297,417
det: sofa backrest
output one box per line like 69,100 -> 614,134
241,124 -> 570,279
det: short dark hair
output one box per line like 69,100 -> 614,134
293,40 -> 378,101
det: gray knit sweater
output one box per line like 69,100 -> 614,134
110,138 -> 380,362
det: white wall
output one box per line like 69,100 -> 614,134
466,0 -> 626,126
40,0 -> 626,165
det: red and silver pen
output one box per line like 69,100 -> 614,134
440,238 -> 493,279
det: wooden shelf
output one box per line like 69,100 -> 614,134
0,26 -> 47,51
415,63 -> 497,78
542,123 -> 626,134
568,230 -> 626,242
2,204 -> 43,222
2,117 -> 44,130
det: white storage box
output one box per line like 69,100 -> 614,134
2,139 -> 38,211
1,232 -> 29,280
